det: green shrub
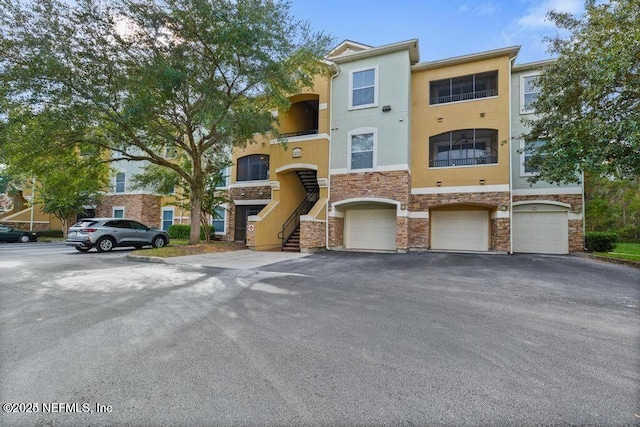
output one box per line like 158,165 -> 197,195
167,224 -> 215,240
36,229 -> 64,238
585,231 -> 617,252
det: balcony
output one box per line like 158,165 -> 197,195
430,88 -> 498,105
429,156 -> 498,168
280,129 -> 318,138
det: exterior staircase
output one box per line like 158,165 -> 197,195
282,224 -> 301,252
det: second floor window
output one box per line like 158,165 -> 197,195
521,75 -> 540,113
430,71 -> 498,105
522,139 -> 546,175
236,155 -> 269,181
115,172 -> 125,193
429,129 -> 498,168
350,67 -> 377,109
350,132 -> 375,170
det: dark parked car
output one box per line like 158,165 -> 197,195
0,224 -> 38,243
65,218 -> 169,252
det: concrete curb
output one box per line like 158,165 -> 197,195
572,252 -> 640,269
126,254 -> 167,264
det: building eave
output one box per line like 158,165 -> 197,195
328,39 -> 420,65
411,45 -> 521,72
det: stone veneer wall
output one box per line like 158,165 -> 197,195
328,217 -> 344,248
329,171 -> 410,250
1,221 -> 51,232
329,171 -> 410,205
410,191 -> 511,251
98,194 -> 161,228
300,220 -> 326,252
513,193 -> 584,252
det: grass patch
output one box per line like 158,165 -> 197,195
133,241 -> 245,257
594,242 -> 640,263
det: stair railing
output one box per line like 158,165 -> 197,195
278,191 -> 319,248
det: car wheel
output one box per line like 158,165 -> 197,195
75,247 -> 90,252
18,235 -> 30,243
96,237 -> 115,252
152,235 -> 167,248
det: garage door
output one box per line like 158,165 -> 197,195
431,210 -> 489,251
345,208 -> 396,251
513,210 -> 568,254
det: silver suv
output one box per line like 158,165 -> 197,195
66,218 -> 169,252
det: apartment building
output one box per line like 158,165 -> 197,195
233,39 -> 584,254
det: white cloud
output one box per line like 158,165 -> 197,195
517,0 -> 583,28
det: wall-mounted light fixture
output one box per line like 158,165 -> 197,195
436,181 -> 442,187
479,179 -> 486,185
437,117 -> 443,123
382,105 -> 392,112
480,112 -> 486,118
500,204 -> 508,211
400,204 -> 407,210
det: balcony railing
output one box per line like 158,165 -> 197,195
430,88 -> 498,105
429,156 -> 498,168
280,129 -> 318,138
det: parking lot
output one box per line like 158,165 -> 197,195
1,243 -> 638,425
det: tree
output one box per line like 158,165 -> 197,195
523,0 -> 640,184
0,0 -> 332,244
0,109 -> 109,235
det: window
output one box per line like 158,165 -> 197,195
521,74 -> 540,113
430,71 -> 498,105
212,207 -> 226,234
349,67 -> 378,109
115,172 -> 126,193
162,209 -> 174,231
522,139 -> 546,175
236,155 -> 269,181
429,129 -> 498,168
349,129 -> 376,170
112,207 -> 125,218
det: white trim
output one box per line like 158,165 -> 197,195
317,178 -> 328,188
376,164 -> 410,172
0,207 -> 31,221
409,212 -> 429,219
319,103 -> 328,110
275,163 -> 318,174
329,210 -> 344,218
229,180 -> 271,188
520,71 -> 541,114
330,168 -> 349,175
512,187 -> 582,196
569,212 -> 583,220
348,127 -> 378,171
270,133 -> 330,144
233,199 -> 270,206
332,197 -> 406,216
270,181 -> 280,190
513,200 -> 571,209
348,65 -> 379,110
491,210 -> 511,219
112,206 -> 125,218
428,95 -> 498,108
411,184 -> 510,195
300,215 -> 326,223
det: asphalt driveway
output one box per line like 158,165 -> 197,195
1,245 -> 638,426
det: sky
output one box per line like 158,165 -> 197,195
289,0 -> 586,65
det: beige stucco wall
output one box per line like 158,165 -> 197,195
411,55 -> 512,188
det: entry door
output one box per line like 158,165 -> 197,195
235,205 -> 263,242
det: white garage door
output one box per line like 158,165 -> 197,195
513,211 -> 568,254
345,208 -> 397,251
431,210 -> 489,251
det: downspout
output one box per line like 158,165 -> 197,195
581,170 -> 586,251
326,61 -> 340,251
508,56 -> 516,254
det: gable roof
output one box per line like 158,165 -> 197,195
326,39 -> 420,65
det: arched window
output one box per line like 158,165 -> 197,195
236,155 -> 269,181
429,129 -> 498,168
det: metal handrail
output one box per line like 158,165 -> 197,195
278,191 -> 319,247
430,88 -> 498,105
280,130 -> 318,138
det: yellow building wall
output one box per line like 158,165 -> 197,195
411,56 -> 512,188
